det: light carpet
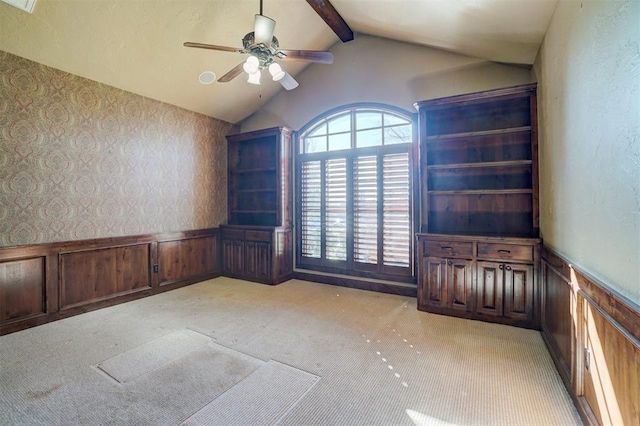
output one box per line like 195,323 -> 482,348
0,277 -> 582,425
182,360 -> 319,426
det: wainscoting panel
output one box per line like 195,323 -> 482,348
158,234 -> 218,287
541,256 -> 575,386
541,246 -> 640,426
0,228 -> 220,335
582,296 -> 640,426
60,243 -> 152,309
0,256 -> 46,321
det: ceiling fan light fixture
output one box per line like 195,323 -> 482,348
183,0 -> 334,90
268,63 -> 285,81
247,69 -> 261,85
243,55 -> 260,74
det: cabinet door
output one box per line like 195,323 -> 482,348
448,259 -> 473,312
244,241 -> 272,282
476,261 -> 504,317
224,240 -> 244,275
504,263 -> 533,321
244,242 -> 258,279
255,242 -> 272,282
419,257 -> 447,309
222,240 -> 235,275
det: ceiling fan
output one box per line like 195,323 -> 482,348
184,0 -> 339,90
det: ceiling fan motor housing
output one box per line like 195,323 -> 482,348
242,32 -> 280,68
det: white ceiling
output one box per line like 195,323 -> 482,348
0,0 -> 558,124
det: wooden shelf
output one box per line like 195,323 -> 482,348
428,189 -> 533,195
231,167 -> 277,173
235,188 -> 277,193
227,126 -> 292,227
425,126 -> 531,142
230,209 -> 277,214
426,160 -> 532,170
416,84 -> 538,239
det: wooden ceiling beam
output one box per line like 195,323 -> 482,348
306,0 -> 354,42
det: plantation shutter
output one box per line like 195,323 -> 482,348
382,152 -> 410,268
325,158 -> 347,261
300,161 -> 321,258
354,156 -> 378,264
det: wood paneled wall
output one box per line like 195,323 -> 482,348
158,234 -> 219,286
0,228 -> 220,335
60,244 -> 152,309
541,246 -> 639,425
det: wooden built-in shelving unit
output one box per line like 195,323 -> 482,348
415,84 -> 541,328
221,127 -> 293,285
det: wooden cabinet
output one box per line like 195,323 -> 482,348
419,257 -> 472,312
415,85 -> 540,329
220,225 -> 292,285
417,234 -> 539,328
222,127 -> 292,285
503,262 -> 534,321
475,261 -> 504,317
222,239 -> 244,276
415,84 -> 539,238
475,259 -> 533,321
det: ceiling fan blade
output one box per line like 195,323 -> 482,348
183,42 -> 244,53
277,49 -> 333,64
254,14 -> 276,46
278,72 -> 299,91
218,62 -> 245,83
305,0 -> 353,42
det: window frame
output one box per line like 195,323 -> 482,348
295,103 -> 419,283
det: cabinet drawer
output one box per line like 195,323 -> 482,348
245,230 -> 272,242
422,240 -> 473,258
221,228 -> 244,240
477,243 -> 533,262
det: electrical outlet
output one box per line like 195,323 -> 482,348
584,347 -> 591,371
153,264 -> 158,273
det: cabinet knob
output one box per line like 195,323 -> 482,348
448,260 -> 453,266
441,260 -> 446,265
499,264 -> 504,270
506,265 -> 512,271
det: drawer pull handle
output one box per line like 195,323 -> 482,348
498,249 -> 511,254
442,246 -> 454,250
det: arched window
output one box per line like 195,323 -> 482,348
296,104 -> 415,281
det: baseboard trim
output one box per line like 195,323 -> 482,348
292,270 -> 417,297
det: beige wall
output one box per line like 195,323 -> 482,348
240,34 -> 533,132
0,51 -> 236,247
534,0 -> 639,304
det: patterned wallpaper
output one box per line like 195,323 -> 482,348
0,51 -> 237,247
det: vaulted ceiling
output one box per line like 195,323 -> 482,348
0,0 -> 558,124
